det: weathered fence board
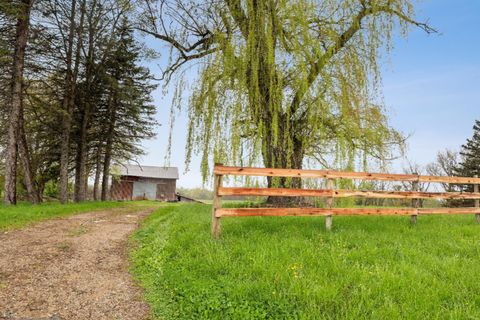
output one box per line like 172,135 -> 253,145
218,187 -> 480,200
214,165 -> 480,184
216,207 -> 418,217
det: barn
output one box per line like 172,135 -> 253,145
110,164 -> 179,201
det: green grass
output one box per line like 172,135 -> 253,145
0,200 -> 157,230
131,203 -> 480,319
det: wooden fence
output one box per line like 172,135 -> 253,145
211,164 -> 480,237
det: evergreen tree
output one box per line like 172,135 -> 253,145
3,0 -> 36,204
0,5 -> 15,155
455,120 -> 480,197
95,20 -> 157,200
0,1 -> 158,204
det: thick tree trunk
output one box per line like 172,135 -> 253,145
100,171 -> 110,201
4,0 -> 33,205
73,109 -> 92,202
4,144 -> 18,205
253,34 -> 306,205
262,121 -> 306,206
242,1 -> 307,206
18,104 -> 40,203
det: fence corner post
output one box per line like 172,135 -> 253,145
474,175 -> 479,223
325,178 -> 334,231
212,163 -> 223,238
411,176 -> 419,225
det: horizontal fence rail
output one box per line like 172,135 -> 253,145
214,166 -> 480,184
216,207 -> 480,217
218,187 -> 480,200
211,164 -> 480,238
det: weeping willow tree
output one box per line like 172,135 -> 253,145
138,0 -> 434,197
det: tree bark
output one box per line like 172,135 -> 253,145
100,140 -> 113,201
58,0 -> 77,203
4,0 -> 34,205
93,144 -> 102,200
101,93 -> 117,201
74,3 -> 94,202
59,0 -> 85,204
244,3 -> 306,206
18,102 -> 40,203
262,117 -> 306,206
73,112 -> 89,202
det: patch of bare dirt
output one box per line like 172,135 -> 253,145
0,206 -> 156,320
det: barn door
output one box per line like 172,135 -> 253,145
132,182 -> 156,200
156,182 -> 166,201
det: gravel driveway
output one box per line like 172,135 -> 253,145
0,206 -> 156,320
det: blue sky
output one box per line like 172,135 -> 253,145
139,0 -> 480,188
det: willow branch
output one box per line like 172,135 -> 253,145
289,3 -> 437,116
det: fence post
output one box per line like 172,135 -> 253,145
475,175 -> 479,223
325,178 -> 334,231
212,164 -> 223,238
411,176 -> 419,224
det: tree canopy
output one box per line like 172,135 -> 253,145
139,0 -> 435,186
1,0 -> 158,204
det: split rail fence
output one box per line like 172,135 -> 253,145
211,164 -> 480,238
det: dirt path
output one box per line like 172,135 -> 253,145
0,206 -> 156,320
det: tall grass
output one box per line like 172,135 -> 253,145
132,203 -> 480,319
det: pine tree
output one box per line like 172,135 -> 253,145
456,120 -> 480,189
96,20 -> 157,200
3,0 -> 36,205
0,1 -> 158,204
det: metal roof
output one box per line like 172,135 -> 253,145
117,164 -> 179,179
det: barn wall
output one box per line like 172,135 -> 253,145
110,179 -> 133,201
155,178 -> 177,201
111,176 -> 177,201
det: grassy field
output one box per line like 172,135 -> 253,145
132,203 -> 480,319
0,201 -> 156,230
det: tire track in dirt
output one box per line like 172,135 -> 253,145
0,206 -> 157,320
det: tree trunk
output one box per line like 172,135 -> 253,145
85,163 -> 90,200
18,102 -> 40,203
250,20 -> 306,206
101,94 -> 117,201
93,144 -> 102,200
100,169 -> 110,201
4,0 -> 33,205
100,145 -> 112,201
59,114 -> 72,203
73,109 -> 89,202
262,119 -> 306,206
74,2 -> 94,203
59,0 -> 84,204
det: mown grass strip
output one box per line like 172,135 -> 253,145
0,200 -> 157,230
131,203 -> 480,319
